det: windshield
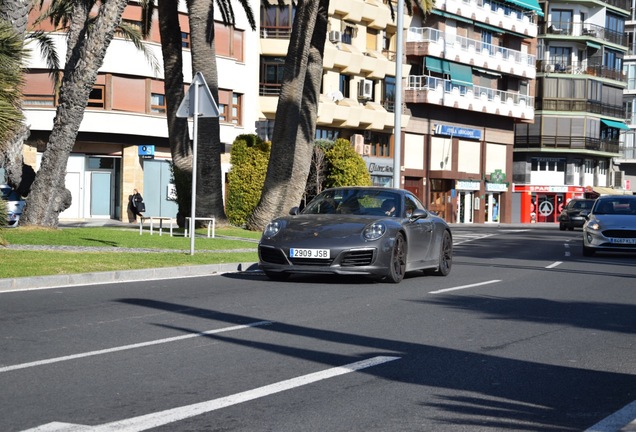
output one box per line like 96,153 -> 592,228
302,189 -> 402,217
593,199 -> 636,215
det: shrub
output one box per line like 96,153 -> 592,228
324,138 -> 372,188
226,134 -> 270,226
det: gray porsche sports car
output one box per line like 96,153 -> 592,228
258,187 -> 453,283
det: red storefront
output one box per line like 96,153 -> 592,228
514,185 -> 585,223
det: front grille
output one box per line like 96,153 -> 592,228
289,257 -> 334,266
602,230 -> 636,239
259,247 -> 288,264
341,249 -> 374,266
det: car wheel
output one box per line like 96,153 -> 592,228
264,271 -> 290,281
436,230 -> 453,276
582,245 -> 595,257
559,222 -> 566,231
385,233 -> 406,283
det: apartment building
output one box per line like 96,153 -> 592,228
513,0 -> 632,224
21,0 -> 259,221
620,0 -> 636,189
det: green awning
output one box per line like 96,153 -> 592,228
431,9 -> 474,24
474,22 -> 505,34
426,57 -> 443,73
449,62 -> 474,87
601,118 -> 629,130
586,41 -> 601,50
503,0 -> 544,16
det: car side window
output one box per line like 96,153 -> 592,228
404,195 -> 421,218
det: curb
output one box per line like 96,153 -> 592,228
0,262 -> 260,293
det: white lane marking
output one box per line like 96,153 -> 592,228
546,261 -> 563,269
452,233 -> 496,245
429,280 -> 501,294
24,356 -> 401,432
1,321 -> 272,374
584,400 -> 636,432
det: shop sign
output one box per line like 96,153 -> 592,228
434,124 -> 482,140
486,182 -> 508,192
367,160 -> 393,175
529,185 -> 568,193
138,145 -> 155,160
490,169 -> 506,183
456,180 -> 481,190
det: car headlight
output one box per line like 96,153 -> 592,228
586,221 -> 601,231
263,220 -> 284,238
363,222 -> 386,240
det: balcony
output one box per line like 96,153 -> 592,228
405,75 -> 533,119
406,27 -> 536,79
538,59 -> 626,83
541,22 -> 628,48
537,99 -> 625,118
435,0 -> 537,38
514,135 -> 620,154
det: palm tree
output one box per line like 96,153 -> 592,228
0,20 -> 25,149
21,0 -> 130,227
246,0 -> 432,231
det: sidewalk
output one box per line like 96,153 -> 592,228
1,219 -> 556,293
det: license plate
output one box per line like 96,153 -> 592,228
610,238 -> 636,244
290,248 -> 330,259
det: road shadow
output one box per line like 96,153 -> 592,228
116,297 -> 636,431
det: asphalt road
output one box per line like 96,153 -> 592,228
1,226 -> 635,431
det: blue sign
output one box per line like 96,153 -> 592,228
435,124 -> 482,140
138,145 -> 155,159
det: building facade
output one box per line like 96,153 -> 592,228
620,0 -> 636,190
21,0 -> 259,222
513,0 -> 632,224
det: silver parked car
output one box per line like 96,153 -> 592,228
1,184 -> 26,228
582,195 -> 636,256
258,187 -> 453,283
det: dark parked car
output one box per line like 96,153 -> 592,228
583,195 -> 636,256
1,184 -> 26,228
558,198 -> 595,230
258,187 -> 453,283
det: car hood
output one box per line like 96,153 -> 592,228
268,214 -> 389,242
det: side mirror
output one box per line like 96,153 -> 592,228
289,207 -> 300,215
409,209 -> 427,220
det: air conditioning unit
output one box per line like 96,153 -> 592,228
363,144 -> 372,155
544,64 -> 554,73
351,134 -> 365,154
611,170 -> 625,188
329,30 -> 342,43
358,79 -> 373,99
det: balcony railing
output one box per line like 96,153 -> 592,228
537,59 -> 626,82
514,135 -> 620,153
260,26 -> 292,39
406,75 -> 533,106
541,22 -> 627,47
407,27 -> 535,66
537,99 -> 625,118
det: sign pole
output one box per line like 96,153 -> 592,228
189,81 -> 199,256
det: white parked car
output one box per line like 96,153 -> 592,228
1,184 -> 26,228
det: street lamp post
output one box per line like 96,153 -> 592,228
392,0 -> 404,189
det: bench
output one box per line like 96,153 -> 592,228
139,216 -> 175,236
184,217 -> 215,238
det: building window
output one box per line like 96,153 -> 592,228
219,90 -> 241,125
151,93 -> 166,113
342,24 -> 356,45
23,95 -> 55,107
181,32 -> 190,48
551,9 -> 573,33
383,76 -> 396,112
261,3 -> 295,38
339,74 -> 350,99
260,56 -> 285,95
215,22 -> 244,61
87,85 -> 105,108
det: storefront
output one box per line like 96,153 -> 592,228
455,180 -> 481,224
513,185 -> 585,223
366,157 -> 394,187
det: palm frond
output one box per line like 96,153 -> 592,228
116,21 -> 161,76
25,30 -> 61,90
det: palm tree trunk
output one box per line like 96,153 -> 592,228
187,0 -> 227,223
157,0 -> 192,225
21,0 -> 129,227
246,0 -> 329,231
